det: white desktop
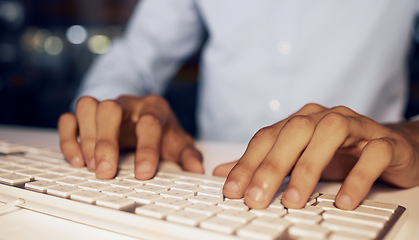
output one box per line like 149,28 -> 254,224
0,125 -> 418,240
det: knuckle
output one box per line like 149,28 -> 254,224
301,103 -> 325,113
252,126 -> 277,142
98,99 -> 122,112
145,94 -> 170,109
138,114 -> 161,126
330,105 -> 355,115
286,115 -> 313,129
369,138 -> 394,155
76,96 -> 98,110
321,112 -> 347,127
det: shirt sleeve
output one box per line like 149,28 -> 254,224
72,0 -> 205,108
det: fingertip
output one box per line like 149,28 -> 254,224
95,161 -> 116,179
135,161 -> 156,180
282,187 -> 305,209
335,193 -> 357,210
69,156 -> 85,168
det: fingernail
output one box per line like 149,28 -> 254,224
336,194 -> 353,209
136,162 -> 153,175
284,187 -> 300,203
96,161 -> 112,174
72,157 -> 84,166
246,186 -> 264,202
224,181 -> 240,193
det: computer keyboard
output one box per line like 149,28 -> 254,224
0,141 -> 407,240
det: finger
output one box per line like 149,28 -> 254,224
223,103 -> 327,200
223,125 -> 281,199
336,138 -> 393,210
134,113 -> 164,180
179,146 -> 204,174
94,100 -> 123,179
213,160 -> 238,177
58,113 -> 85,167
243,116 -> 316,209
75,97 -> 98,171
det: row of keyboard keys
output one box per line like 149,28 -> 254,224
0,148 -> 402,240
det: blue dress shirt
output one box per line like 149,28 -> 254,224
75,0 -> 416,143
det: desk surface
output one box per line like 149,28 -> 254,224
0,125 -> 418,240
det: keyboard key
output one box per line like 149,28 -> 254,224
218,199 -> 249,211
359,199 -> 399,213
160,189 -> 195,199
154,198 -> 191,210
284,212 -> 322,224
25,180 -> 60,193
35,173 -> 66,182
316,201 -> 393,220
134,185 -> 168,194
199,181 -> 224,190
184,203 -> 223,216
322,209 -> 387,228
47,168 -> 76,176
187,194 -> 223,205
237,223 -> 285,240
170,184 -> 202,193
55,177 -> 87,186
250,206 -> 288,218
166,210 -> 209,226
200,216 -> 245,234
329,231 -> 373,240
251,216 -> 292,230
101,187 -> 136,197
146,179 -> 176,188
217,209 -> 256,223
321,219 -> 381,238
174,178 -> 204,186
197,188 -> 223,198
288,223 -> 331,239
70,189 -> 108,204
47,185 -> 83,198
288,206 -> 323,215
78,182 -> 110,191
95,195 -> 135,210
110,180 -> 143,189
67,171 -> 95,180
0,165 -> 26,173
0,173 -> 31,185
135,204 -> 176,219
14,169 -> 44,179
126,192 -> 163,204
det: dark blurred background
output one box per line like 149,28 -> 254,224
1,0 -> 419,137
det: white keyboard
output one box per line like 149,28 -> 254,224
0,141 -> 406,240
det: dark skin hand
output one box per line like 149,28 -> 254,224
59,97 -> 419,210
58,94 -> 204,180
213,103 -> 419,210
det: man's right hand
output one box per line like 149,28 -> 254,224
57,94 -> 204,180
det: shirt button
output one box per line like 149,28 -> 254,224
276,41 -> 293,55
269,99 -> 281,112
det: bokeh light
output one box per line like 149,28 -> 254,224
88,35 -> 111,54
66,25 -> 88,44
44,36 -> 63,55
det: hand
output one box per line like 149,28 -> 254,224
58,94 -> 203,179
214,103 -> 419,210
